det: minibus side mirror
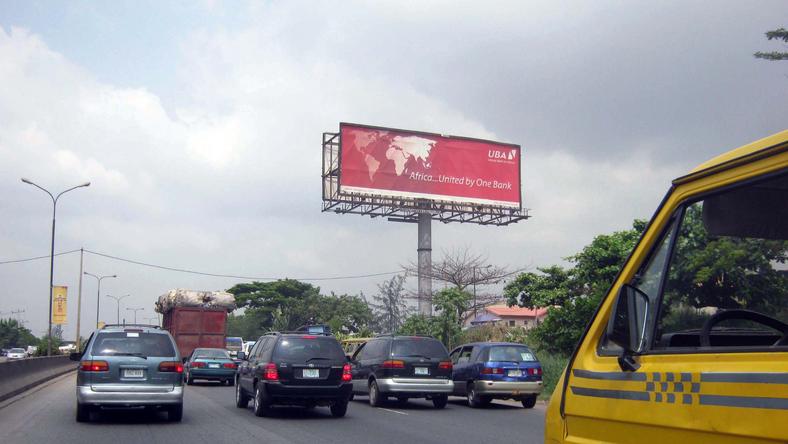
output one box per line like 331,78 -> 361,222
607,284 -> 650,371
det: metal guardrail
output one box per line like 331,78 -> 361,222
0,355 -> 75,402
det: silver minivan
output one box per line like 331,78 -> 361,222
71,325 -> 184,422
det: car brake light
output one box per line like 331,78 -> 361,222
341,363 -> 352,382
223,362 -> 237,369
159,361 -> 184,373
381,360 -> 405,369
528,367 -> 542,376
302,335 -> 317,339
80,360 -> 109,372
264,363 -> 279,381
481,367 -> 503,375
191,361 -> 205,368
438,361 -> 452,370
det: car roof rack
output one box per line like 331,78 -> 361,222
100,324 -> 161,330
264,330 -> 333,337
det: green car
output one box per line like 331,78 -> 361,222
183,348 -> 237,386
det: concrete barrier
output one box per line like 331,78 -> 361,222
0,355 -> 76,402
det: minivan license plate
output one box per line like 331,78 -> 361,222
414,367 -> 429,376
508,370 -> 522,377
303,369 -> 320,378
124,369 -> 143,378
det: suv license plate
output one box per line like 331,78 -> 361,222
414,367 -> 429,376
508,370 -> 522,377
303,369 -> 320,378
124,369 -> 144,378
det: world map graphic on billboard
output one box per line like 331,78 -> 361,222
338,123 -> 521,208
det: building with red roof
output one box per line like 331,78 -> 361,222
465,304 -> 549,329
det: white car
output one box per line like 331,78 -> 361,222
7,348 -> 27,359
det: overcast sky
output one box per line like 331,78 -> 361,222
1,1 -> 786,340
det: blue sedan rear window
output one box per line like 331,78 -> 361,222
91,332 -> 175,357
487,346 -> 536,362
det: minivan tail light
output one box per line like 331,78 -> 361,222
438,361 -> 452,370
223,362 -> 237,369
264,363 -> 279,381
341,363 -> 352,382
159,361 -> 184,373
381,360 -> 405,369
80,360 -> 109,372
481,367 -> 503,375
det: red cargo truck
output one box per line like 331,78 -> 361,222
162,307 -> 228,358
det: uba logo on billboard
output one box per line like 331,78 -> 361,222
338,123 -> 522,208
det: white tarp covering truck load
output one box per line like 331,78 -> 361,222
155,289 -> 237,358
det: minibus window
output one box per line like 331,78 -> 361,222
654,172 -> 787,350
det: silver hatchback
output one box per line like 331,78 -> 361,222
71,325 -> 184,422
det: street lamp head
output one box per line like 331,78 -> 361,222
21,178 -> 32,184
79,182 -> 91,188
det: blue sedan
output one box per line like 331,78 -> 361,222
183,348 -> 237,386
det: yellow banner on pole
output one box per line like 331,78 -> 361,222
52,285 -> 67,325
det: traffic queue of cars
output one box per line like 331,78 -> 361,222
70,324 -> 542,422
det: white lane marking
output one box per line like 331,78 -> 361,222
379,407 -> 408,415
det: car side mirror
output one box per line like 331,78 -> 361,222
237,351 -> 246,360
69,352 -> 81,361
607,284 -> 650,371
182,357 -> 188,363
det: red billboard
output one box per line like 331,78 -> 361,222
339,123 -> 521,208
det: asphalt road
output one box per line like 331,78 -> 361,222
0,373 -> 545,444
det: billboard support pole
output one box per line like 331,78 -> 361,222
417,207 -> 432,316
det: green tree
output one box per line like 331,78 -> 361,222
754,28 -> 788,61
398,314 -> 434,337
505,220 -> 647,355
227,279 -> 323,333
369,275 -> 410,333
0,318 -> 37,349
318,293 -> 374,333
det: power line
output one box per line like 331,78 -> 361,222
0,249 -> 81,265
80,248 -> 402,282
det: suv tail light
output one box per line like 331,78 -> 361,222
438,361 -> 452,370
263,363 -> 279,381
481,367 -> 504,375
191,361 -> 205,368
341,363 -> 352,382
159,361 -> 184,373
80,360 -> 109,372
223,362 -> 237,369
381,360 -> 405,369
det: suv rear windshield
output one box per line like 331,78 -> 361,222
391,338 -> 448,359
91,332 -> 176,357
272,336 -> 345,363
486,345 -> 536,362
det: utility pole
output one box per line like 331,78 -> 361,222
75,248 -> 84,351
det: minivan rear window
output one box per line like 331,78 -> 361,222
91,332 -> 175,357
391,338 -> 448,359
487,345 -> 536,362
272,337 -> 345,362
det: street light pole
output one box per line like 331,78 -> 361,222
21,178 -> 90,356
106,294 -> 130,324
126,307 -> 144,324
84,272 -> 117,328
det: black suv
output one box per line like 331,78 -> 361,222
235,332 -> 352,417
350,335 -> 453,408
